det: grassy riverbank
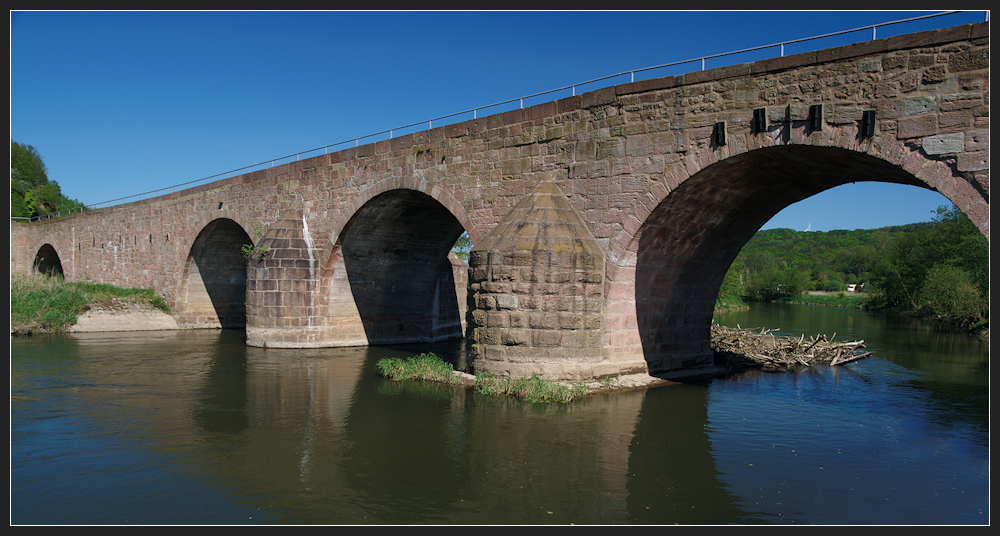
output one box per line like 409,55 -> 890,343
783,292 -> 869,309
714,294 -> 749,313
10,273 -> 169,335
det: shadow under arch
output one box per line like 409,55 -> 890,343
32,244 -> 64,277
632,144 -> 934,376
337,188 -> 467,345
178,218 -> 253,329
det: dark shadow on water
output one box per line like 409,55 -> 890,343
193,328 -> 250,435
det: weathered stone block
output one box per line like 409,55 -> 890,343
940,93 -> 982,112
481,281 -> 511,294
495,294 -> 518,310
965,130 -> 989,151
908,54 -> 937,70
532,330 -> 562,347
508,311 -> 528,328
922,65 -> 947,84
904,96 -> 937,116
922,133 -> 964,154
938,110 -> 970,130
559,313 -> 583,330
486,311 -> 508,328
948,48 -> 989,72
897,114 -> 938,139
502,329 -> 529,346
469,309 -> 486,328
528,312 -> 558,330
956,151 -> 989,172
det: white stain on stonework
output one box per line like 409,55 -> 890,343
302,215 -> 317,327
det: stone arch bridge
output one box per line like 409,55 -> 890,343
11,22 -> 989,381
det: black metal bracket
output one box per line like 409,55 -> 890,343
752,108 -> 767,134
860,110 -> 876,138
712,121 -> 726,146
809,104 -> 823,131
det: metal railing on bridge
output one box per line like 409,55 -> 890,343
13,10 -> 987,223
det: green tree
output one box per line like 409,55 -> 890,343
743,267 -> 809,301
18,190 -> 37,219
452,232 -> 472,261
865,204 -> 987,327
918,264 -> 983,328
867,229 -> 927,309
11,141 -> 49,187
718,258 -> 745,297
717,204 -> 987,329
11,140 -> 85,219
928,205 -> 989,299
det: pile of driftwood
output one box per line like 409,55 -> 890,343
712,324 -> 873,371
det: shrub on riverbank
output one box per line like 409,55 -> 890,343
715,294 -> 749,313
10,273 -> 169,335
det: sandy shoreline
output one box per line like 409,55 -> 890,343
68,301 -> 180,333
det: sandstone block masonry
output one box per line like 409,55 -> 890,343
11,22 -> 988,382
466,179 -> 641,381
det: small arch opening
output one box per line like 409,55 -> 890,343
179,218 -> 252,329
32,244 -> 64,278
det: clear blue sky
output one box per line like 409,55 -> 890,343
10,10 -> 988,233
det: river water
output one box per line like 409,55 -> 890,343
10,303 -> 989,525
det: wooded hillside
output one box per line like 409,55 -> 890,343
11,140 -> 85,219
720,206 -> 988,329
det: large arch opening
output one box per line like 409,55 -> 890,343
628,145 -> 943,376
178,218 -> 252,329
32,244 -> 64,277
337,189 -> 468,345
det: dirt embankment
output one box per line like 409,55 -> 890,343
68,299 -> 180,333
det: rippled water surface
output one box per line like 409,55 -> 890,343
11,303 -> 989,525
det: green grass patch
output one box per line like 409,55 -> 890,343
715,294 -> 749,313
10,273 -> 170,334
375,353 -> 591,403
375,353 -> 463,385
474,372 -> 589,404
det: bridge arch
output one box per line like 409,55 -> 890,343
606,141 -> 985,376
32,243 -> 64,277
609,121 -> 987,266
176,217 -> 253,329
324,175 -> 477,251
329,188 -> 469,345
